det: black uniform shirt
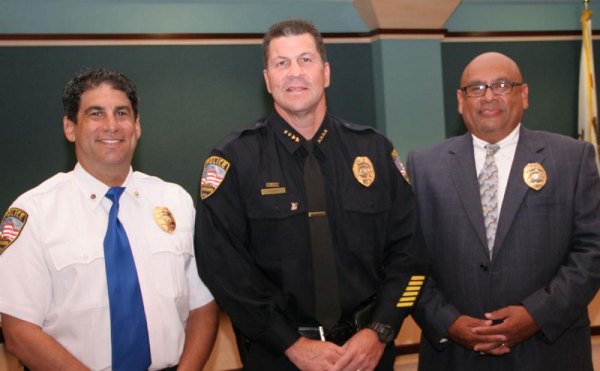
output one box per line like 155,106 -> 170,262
195,111 -> 427,355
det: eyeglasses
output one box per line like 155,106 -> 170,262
460,81 -> 525,97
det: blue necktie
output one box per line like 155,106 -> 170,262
104,187 -> 151,371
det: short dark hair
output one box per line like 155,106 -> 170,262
62,68 -> 139,123
262,19 -> 327,68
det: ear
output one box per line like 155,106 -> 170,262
457,89 -> 464,114
263,69 -> 272,93
324,62 -> 331,88
135,114 -> 142,139
521,83 -> 529,110
63,116 -> 76,143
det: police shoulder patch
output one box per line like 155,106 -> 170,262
0,207 -> 28,255
391,149 -> 411,185
200,156 -> 231,200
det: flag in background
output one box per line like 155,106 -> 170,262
578,5 -> 600,170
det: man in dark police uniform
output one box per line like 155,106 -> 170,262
194,19 -> 428,370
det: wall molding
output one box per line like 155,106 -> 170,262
1,29 -> 597,47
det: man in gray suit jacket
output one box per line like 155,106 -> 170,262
408,51 -> 600,370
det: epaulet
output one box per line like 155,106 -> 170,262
332,115 -> 378,134
214,119 -> 267,152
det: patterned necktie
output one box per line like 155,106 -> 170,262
478,144 -> 500,259
303,141 -> 341,330
104,187 -> 151,371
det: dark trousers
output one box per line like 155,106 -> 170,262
243,341 -> 396,370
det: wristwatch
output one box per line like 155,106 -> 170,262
367,322 -> 395,344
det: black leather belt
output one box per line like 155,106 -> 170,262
298,299 -> 377,345
159,365 -> 178,371
298,320 -> 358,345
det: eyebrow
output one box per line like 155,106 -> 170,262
466,77 -> 513,85
83,106 -> 104,115
83,105 -> 132,114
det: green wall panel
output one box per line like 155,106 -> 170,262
0,43 -> 375,212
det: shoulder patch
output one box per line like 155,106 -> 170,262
0,208 -> 28,255
200,156 -> 231,200
391,149 -> 411,185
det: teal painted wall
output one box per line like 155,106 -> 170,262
0,0 -> 368,34
446,1 -> 598,32
371,39 -> 446,159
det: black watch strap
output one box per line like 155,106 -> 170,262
367,322 -> 395,344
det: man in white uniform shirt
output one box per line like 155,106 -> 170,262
0,69 -> 218,370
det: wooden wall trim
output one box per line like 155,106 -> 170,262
1,29 -> 597,47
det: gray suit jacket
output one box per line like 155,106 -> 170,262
407,127 -> 600,371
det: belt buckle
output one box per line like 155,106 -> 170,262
318,325 -> 326,341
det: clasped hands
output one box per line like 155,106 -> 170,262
447,305 -> 539,356
284,328 -> 385,371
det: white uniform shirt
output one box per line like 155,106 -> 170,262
0,164 -> 213,370
472,124 -> 520,216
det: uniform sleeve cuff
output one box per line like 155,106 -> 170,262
255,314 -> 301,355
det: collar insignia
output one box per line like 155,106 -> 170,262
283,129 -> 300,143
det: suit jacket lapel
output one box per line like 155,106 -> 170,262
447,133 -> 489,251
492,127 -> 546,260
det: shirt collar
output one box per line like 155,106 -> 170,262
472,123 -> 521,151
73,163 -> 139,209
271,110 -> 331,155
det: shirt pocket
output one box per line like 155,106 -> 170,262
340,185 -> 391,257
48,240 -> 107,311
246,192 -> 306,261
341,182 -> 391,214
148,233 -> 193,298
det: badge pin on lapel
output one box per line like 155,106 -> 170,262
523,162 -> 547,191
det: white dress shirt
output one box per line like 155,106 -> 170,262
0,163 -> 213,370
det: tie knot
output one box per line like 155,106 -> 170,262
484,144 -> 500,156
304,141 -> 315,155
105,187 -> 126,204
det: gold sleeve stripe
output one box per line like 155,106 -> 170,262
398,297 -> 415,302
401,291 -> 419,297
395,275 -> 427,308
